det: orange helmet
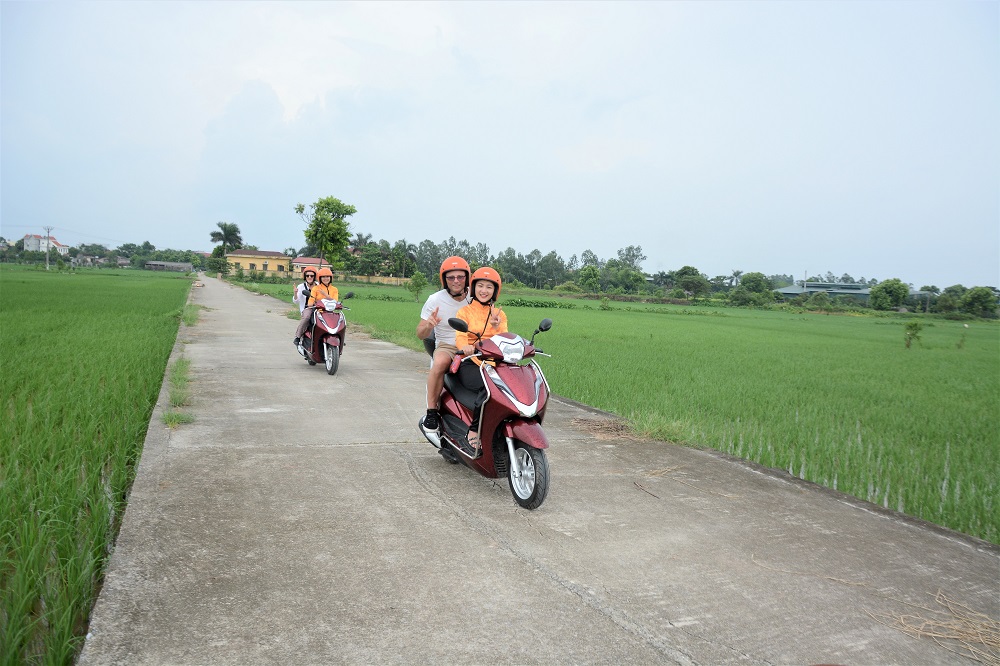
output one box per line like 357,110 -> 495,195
302,266 -> 317,278
316,267 -> 333,280
471,266 -> 502,302
439,256 -> 471,290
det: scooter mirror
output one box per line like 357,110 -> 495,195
342,292 -> 355,299
537,318 -> 553,332
448,317 -> 469,332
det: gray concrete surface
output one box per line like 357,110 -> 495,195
79,275 -> 999,665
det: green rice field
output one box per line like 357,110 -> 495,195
1,266 -> 192,663
3,269 -> 996,663
244,279 -> 1000,544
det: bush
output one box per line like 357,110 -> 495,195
553,281 -> 582,293
504,297 -> 577,309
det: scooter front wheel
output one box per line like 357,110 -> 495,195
509,442 -> 549,510
325,343 -> 340,375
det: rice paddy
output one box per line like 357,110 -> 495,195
3,270 -> 995,663
241,280 -> 998,544
1,266 -> 192,663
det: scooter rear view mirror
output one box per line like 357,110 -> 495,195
448,317 -> 469,332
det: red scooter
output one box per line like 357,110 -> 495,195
419,317 -> 553,509
297,292 -> 354,375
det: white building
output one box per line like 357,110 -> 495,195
23,233 -> 69,256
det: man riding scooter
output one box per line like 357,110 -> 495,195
416,256 -> 470,444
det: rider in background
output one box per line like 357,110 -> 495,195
294,267 -> 339,347
417,256 -> 470,433
453,267 -> 508,452
293,267 -> 317,314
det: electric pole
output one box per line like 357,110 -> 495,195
44,226 -> 54,271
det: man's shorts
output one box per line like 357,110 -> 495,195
434,343 -> 458,360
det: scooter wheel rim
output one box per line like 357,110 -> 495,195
511,448 -> 536,499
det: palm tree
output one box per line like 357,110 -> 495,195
729,269 -> 743,289
351,232 -> 373,249
210,222 -> 243,252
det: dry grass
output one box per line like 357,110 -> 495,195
867,591 -> 1000,665
571,417 -> 634,439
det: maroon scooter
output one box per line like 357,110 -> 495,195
297,292 -> 354,375
419,317 -> 553,509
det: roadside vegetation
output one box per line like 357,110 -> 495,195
0,265 -> 192,664
240,277 -> 999,545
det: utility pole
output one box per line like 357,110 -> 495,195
43,226 -> 54,271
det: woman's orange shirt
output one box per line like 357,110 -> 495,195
454,300 -> 508,352
308,282 -> 339,306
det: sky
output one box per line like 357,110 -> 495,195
2,1 -> 997,289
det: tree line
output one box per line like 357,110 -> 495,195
3,195 -> 995,320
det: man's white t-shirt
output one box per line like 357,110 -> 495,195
420,289 -> 468,347
294,282 -> 311,313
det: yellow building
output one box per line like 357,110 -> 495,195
226,250 -> 291,278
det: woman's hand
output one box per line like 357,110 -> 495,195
489,305 -> 502,327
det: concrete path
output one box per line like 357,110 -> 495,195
79,275 -> 998,665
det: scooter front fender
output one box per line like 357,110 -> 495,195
503,420 -> 548,450
322,335 -> 341,347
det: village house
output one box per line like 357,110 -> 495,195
291,256 -> 334,274
23,233 -> 70,256
225,250 -> 291,278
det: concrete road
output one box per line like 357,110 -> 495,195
79,275 -> 999,665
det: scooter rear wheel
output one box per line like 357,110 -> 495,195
509,442 -> 549,510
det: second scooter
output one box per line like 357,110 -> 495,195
297,292 -> 354,375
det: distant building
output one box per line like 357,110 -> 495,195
146,261 -> 194,273
23,233 -> 69,256
291,256 -> 334,274
225,250 -> 291,278
775,281 -> 929,304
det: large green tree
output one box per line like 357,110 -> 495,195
296,196 -> 355,268
869,278 -> 910,310
960,287 -> 999,318
675,266 -> 710,298
210,222 -> 243,252
740,272 -> 773,294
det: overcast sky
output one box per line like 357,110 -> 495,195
2,1 -> 997,288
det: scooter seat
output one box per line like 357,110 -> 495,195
443,374 -> 480,410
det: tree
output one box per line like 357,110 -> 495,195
673,266 -> 710,298
390,240 -> 418,277
415,239 -> 443,281
807,291 -> 831,311
296,196 -> 355,268
616,245 -> 646,271
578,265 -> 601,293
960,287 -> 999,318
355,245 -> 384,275
934,293 -> 958,313
351,232 -> 373,249
740,272 -> 773,294
210,222 -> 243,252
580,249 -> 602,268
869,278 -> 909,310
729,270 -> 743,288
406,271 -> 428,301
